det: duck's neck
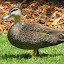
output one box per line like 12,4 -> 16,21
14,15 -> 21,24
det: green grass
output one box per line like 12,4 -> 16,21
0,33 -> 64,64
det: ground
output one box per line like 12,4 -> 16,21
0,0 -> 64,35
0,34 -> 64,64
0,0 -> 64,64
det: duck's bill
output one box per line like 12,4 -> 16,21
2,13 -> 12,20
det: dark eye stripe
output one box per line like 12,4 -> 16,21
11,9 -> 18,12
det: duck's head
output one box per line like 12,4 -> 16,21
2,7 -> 21,20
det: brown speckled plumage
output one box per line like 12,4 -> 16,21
8,22 -> 64,50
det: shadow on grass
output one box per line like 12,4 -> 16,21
36,53 -> 63,57
0,53 -> 32,59
0,53 -> 63,59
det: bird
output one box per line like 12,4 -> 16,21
2,6 -> 64,57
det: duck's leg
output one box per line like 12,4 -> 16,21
37,49 -> 39,55
32,49 -> 37,58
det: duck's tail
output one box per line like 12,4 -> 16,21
53,31 -> 64,39
52,31 -> 64,45
56,31 -> 64,44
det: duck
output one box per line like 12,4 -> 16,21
2,7 -> 64,57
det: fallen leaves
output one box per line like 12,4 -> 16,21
52,14 -> 64,25
0,0 -> 64,35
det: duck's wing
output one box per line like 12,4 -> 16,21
22,23 -> 62,34
20,31 -> 64,48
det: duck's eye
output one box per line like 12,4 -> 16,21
11,9 -> 18,12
